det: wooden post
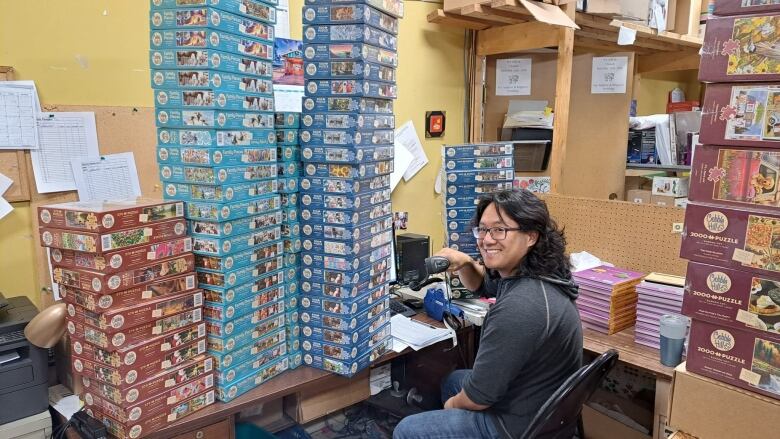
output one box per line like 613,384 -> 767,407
470,32 -> 486,143
550,3 -> 575,194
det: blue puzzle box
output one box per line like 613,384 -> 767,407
301,145 -> 393,164
302,43 -> 397,67
151,29 -> 275,60
275,129 -> 299,145
303,24 -> 397,50
301,323 -> 390,361
278,145 -> 302,162
301,215 -> 391,241
204,282 -> 285,322
201,266 -> 286,301
446,230 -> 477,245
157,128 -> 276,148
287,351 -> 302,370
300,201 -> 391,226
280,222 -> 300,238
152,69 -> 274,96
301,310 -> 390,347
283,238 -> 302,254
210,328 -> 286,371
305,79 -> 396,99
216,356 -> 288,403
299,298 -> 389,332
206,314 -> 286,355
299,174 -> 389,194
302,96 -> 393,114
159,163 -> 276,185
185,195 -> 281,221
195,240 -> 283,273
300,276 -> 389,301
163,179 -> 277,203
445,207 -> 478,222
277,177 -> 299,194
281,207 -> 298,223
192,226 -> 281,256
189,210 -> 282,238
304,60 -> 395,82
216,342 -> 286,386
445,156 -> 514,171
445,169 -> 515,185
301,243 -> 391,272
304,0 -> 404,18
302,4 -> 397,34
157,145 -> 276,166
280,193 -> 298,209
283,253 -> 300,269
300,256 -> 389,287
150,7 -> 275,39
443,143 -> 514,159
302,336 -> 391,377
300,188 -> 391,211
303,160 -> 393,179
153,89 -> 275,112
445,181 -> 514,198
278,161 -> 302,178
151,0 -> 279,20
447,242 -> 478,255
445,217 -> 476,233
202,272 -> 285,307
274,112 -> 301,128
198,255 -> 283,289
205,299 -> 285,340
155,108 -> 275,129
301,112 -> 394,130
150,48 -> 273,78
300,128 -> 394,146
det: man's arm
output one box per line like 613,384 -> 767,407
444,390 -> 490,411
432,248 -> 484,292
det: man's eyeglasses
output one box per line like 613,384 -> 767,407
471,226 -> 523,241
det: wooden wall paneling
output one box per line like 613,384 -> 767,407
29,105 -> 159,306
543,194 -> 687,276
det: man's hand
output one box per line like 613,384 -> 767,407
444,397 -> 455,410
443,390 -> 490,411
433,248 -> 477,273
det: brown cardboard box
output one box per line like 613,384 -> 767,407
650,194 -> 684,207
667,363 -> 780,439
284,371 -> 369,423
581,0 -> 650,20
626,189 -> 652,204
581,405 -> 651,439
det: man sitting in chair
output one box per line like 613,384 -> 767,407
393,189 -> 582,439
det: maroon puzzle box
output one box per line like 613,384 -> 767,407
66,289 -> 202,331
689,145 -> 780,212
50,237 -> 192,275
73,337 -> 206,387
53,254 -> 194,294
40,219 -> 187,253
687,319 -> 780,401
86,388 -> 215,439
683,261 -> 780,341
714,0 -> 780,16
699,13 -> 780,83
71,322 -> 206,370
38,199 -> 184,233
83,372 -> 214,424
680,203 -> 780,276
80,355 -> 214,406
67,307 -> 203,350
700,83 -> 780,148
60,273 -> 197,312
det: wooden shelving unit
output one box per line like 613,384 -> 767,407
427,0 -> 702,199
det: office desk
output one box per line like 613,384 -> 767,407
582,327 -> 673,439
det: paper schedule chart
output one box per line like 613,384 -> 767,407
0,82 -> 40,149
31,112 -> 100,193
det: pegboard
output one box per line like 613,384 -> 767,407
542,194 -> 687,277
27,105 -> 160,307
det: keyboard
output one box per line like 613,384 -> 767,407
389,299 -> 417,317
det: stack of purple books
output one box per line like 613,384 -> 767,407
573,266 -> 644,335
634,279 -> 684,349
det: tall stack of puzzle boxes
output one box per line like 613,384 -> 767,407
276,111 -> 304,370
680,0 -> 780,401
38,200 -> 213,439
149,0 -> 292,403
296,0 -> 402,376
441,143 -> 514,299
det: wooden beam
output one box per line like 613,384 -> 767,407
470,54 -> 486,143
637,50 -> 700,73
574,36 -> 654,55
460,4 -> 525,25
426,9 -> 493,30
490,0 -> 533,16
550,3 -> 575,194
476,21 -> 559,56
612,20 -> 702,48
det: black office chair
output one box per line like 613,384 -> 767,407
519,349 -> 620,439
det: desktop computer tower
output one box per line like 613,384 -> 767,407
395,233 -> 430,286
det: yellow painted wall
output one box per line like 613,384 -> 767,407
636,70 -> 701,116
0,1 -> 465,304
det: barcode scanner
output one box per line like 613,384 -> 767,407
408,256 -> 450,291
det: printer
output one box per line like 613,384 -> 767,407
0,294 -> 48,425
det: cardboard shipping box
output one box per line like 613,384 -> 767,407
627,189 -> 652,204
668,363 -> 780,439
284,370 -> 369,423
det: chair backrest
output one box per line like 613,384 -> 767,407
519,349 -> 620,439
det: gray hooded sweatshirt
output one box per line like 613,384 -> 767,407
463,273 -> 582,439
